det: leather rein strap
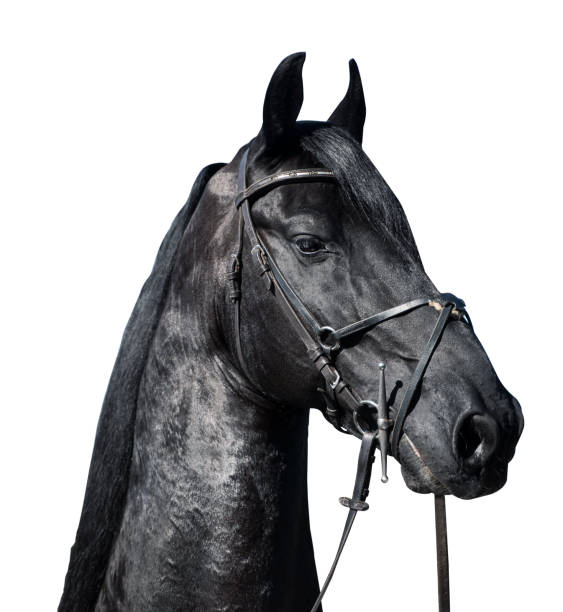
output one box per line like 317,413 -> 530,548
229,148 -> 468,610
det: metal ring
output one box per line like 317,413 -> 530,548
317,326 -> 341,353
353,400 -> 378,435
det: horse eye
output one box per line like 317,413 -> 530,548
295,235 -> 326,254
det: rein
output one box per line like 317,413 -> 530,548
228,148 -> 470,611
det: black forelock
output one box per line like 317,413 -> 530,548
295,121 -> 421,262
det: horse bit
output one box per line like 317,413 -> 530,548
227,148 -> 471,611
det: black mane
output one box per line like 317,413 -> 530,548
296,121 -> 421,261
58,163 -> 224,611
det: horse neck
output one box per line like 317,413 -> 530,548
98,179 -> 320,611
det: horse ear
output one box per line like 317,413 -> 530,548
328,59 -> 366,144
255,52 -> 306,156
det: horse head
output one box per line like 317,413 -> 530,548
226,52 -> 523,500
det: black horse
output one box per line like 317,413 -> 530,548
59,53 -> 523,611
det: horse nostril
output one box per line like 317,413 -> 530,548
454,413 -> 499,471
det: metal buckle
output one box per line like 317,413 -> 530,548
250,244 -> 273,290
319,361 -> 342,391
229,253 -> 240,274
327,365 -> 341,390
251,244 -> 269,270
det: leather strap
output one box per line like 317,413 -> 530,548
332,297 -> 431,342
234,165 -> 336,209
390,304 -> 453,458
229,150 -> 253,383
435,495 -> 450,612
310,431 -> 378,612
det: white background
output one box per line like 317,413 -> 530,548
1,2 -> 561,610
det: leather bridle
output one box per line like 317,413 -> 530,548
228,148 -> 471,611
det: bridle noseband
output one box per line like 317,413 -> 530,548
228,148 -> 471,611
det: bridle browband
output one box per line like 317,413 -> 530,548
228,148 -> 470,611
